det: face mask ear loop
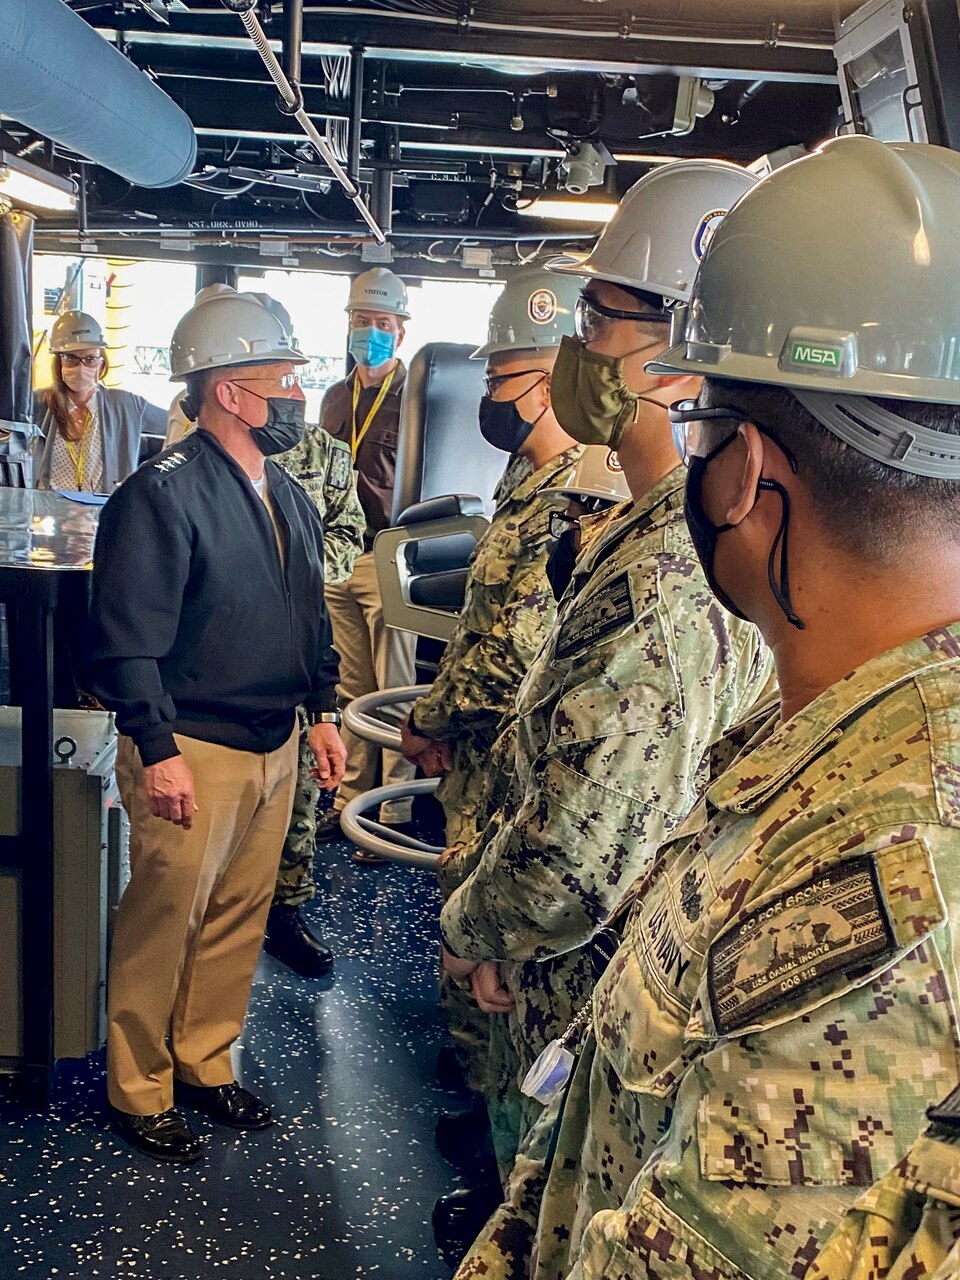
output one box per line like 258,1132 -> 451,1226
759,479 -> 805,631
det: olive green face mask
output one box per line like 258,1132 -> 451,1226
552,333 -> 665,449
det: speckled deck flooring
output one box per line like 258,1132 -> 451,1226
0,836 -> 458,1280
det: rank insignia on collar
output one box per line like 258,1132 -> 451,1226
680,868 -> 704,922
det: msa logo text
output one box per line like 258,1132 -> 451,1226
791,342 -> 841,369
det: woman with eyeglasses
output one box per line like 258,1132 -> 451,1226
34,310 -> 166,492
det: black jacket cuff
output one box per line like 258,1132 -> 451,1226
304,687 -> 339,714
135,731 -> 181,767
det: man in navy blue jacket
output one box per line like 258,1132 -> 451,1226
88,293 -> 345,1163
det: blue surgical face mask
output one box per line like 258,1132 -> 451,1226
349,325 -> 396,369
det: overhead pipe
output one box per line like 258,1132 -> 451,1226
348,47 -> 365,189
281,0 -> 303,86
0,0 -> 196,188
36,221 -> 585,242
220,0 -> 385,243
371,127 -> 398,236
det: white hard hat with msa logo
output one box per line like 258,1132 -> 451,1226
49,310 -> 107,353
169,293 -> 307,380
471,265 -> 586,358
648,136 -> 960,479
549,158 -> 757,305
346,267 -> 411,319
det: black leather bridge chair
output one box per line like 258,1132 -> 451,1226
340,341 -> 506,867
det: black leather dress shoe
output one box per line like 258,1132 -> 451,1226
436,1044 -> 468,1092
435,1104 -> 491,1166
112,1107 -> 204,1163
264,904 -> 334,977
175,1081 -> 274,1130
314,809 -> 343,844
432,1181 -> 504,1268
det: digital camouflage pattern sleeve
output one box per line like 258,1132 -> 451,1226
414,446 -> 582,746
806,1091 -> 960,1280
281,424 -> 364,584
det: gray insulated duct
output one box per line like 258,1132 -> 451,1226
0,0 -> 196,189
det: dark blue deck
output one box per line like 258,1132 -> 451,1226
0,840 -> 457,1279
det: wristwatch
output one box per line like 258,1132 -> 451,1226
307,710 -> 342,727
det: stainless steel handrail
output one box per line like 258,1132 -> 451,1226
339,781 -> 443,868
341,684 -> 432,749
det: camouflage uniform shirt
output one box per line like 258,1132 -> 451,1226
487,625 -> 960,1280
413,445 -> 582,846
807,1088 -> 960,1280
440,469 -> 772,1119
281,424 -> 364,584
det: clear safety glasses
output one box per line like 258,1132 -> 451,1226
574,294 -> 671,344
60,353 -> 104,368
232,372 -> 301,391
484,368 -> 548,398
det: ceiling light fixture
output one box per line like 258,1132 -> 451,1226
516,195 -> 618,224
0,153 -> 77,213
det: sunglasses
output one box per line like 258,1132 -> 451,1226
60,353 -> 104,368
575,294 -> 671,343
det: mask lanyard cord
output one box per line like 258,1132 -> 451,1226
64,404 -> 94,490
351,367 -> 395,460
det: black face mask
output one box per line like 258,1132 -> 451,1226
478,380 -> 547,455
233,385 -> 306,456
546,525 -> 580,601
684,427 -> 804,630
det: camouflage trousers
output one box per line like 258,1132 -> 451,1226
453,1037 -> 651,1280
273,717 -> 318,909
436,737 -> 496,849
437,736 -> 502,1099
482,946 -> 596,1180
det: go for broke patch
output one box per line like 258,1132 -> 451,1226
707,854 -> 895,1036
555,570 -> 636,660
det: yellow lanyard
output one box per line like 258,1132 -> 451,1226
64,409 -> 93,490
350,367 -> 395,460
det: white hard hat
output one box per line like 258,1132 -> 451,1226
49,310 -> 106,353
169,293 -> 307,381
346,267 -> 411,319
195,283 -> 236,306
543,446 -> 631,505
471,266 -> 585,359
549,159 -> 757,304
242,292 -> 297,348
